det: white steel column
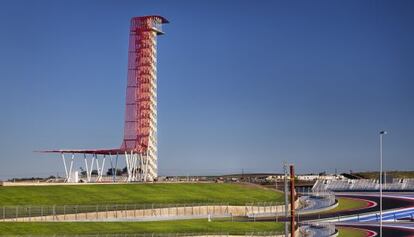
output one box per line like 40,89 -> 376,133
97,155 -> 106,182
95,155 -> 100,182
84,154 -> 90,182
130,151 -> 135,181
61,153 -> 75,183
114,154 -> 119,182
68,154 -> 75,182
88,156 -> 95,182
61,153 -> 68,182
144,152 -> 149,182
125,151 -> 131,182
109,154 -> 118,183
124,151 -> 156,182
138,153 -> 143,181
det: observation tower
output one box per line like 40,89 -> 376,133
41,16 -> 168,182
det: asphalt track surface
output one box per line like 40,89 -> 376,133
312,193 -> 414,220
256,193 -> 414,222
320,193 -> 414,237
338,223 -> 414,237
255,192 -> 414,236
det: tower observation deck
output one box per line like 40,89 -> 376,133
40,16 -> 168,183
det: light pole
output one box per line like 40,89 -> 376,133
379,130 -> 387,237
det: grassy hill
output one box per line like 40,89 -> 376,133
0,219 -> 284,235
337,227 -> 367,237
0,183 -> 283,205
354,171 -> 414,179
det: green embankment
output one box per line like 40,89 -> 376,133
0,219 -> 284,235
0,221 -> 371,236
321,197 -> 370,213
0,183 -> 283,205
337,227 -> 368,237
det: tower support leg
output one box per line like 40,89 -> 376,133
61,153 -> 68,182
109,154 -> 118,183
61,153 -> 75,183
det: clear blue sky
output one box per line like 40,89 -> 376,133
0,0 -> 413,179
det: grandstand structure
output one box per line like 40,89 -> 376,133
313,178 -> 414,192
40,16 -> 168,183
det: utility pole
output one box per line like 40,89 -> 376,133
284,162 -> 289,237
290,165 -> 296,237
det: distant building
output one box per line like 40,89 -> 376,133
297,174 -> 345,181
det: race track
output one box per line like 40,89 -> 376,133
328,193 -> 414,237
255,192 -> 414,236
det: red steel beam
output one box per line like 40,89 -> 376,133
290,164 -> 296,237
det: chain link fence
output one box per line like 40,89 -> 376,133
0,202 -> 285,222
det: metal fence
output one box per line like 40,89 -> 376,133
0,202 -> 285,222
313,178 -> 414,192
298,192 -> 336,214
300,223 -> 337,237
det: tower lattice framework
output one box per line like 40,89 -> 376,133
121,16 -> 168,181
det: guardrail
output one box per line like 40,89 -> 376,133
298,192 -> 337,214
300,223 -> 338,237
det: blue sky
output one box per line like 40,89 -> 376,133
0,0 -> 413,178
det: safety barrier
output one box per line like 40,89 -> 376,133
0,202 -> 286,222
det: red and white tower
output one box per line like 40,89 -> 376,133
41,16 -> 168,183
121,16 -> 168,181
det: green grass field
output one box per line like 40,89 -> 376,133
337,227 -> 367,237
0,221 -> 371,236
0,219 -> 284,235
0,183 -> 283,205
